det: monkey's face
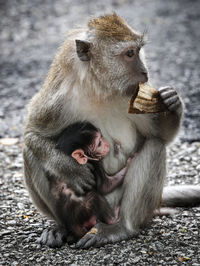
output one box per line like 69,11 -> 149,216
90,40 -> 148,96
88,131 -> 110,160
75,15 -> 148,98
93,132 -> 110,158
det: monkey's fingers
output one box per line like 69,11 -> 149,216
37,227 -> 66,248
75,232 -> 98,249
72,170 -> 96,195
73,182 -> 93,196
75,226 -> 100,248
75,222 -> 131,249
158,86 -> 182,112
75,228 -> 115,249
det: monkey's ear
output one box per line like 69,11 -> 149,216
75,40 -> 91,61
72,149 -> 88,165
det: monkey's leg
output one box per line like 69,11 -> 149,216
24,147 -> 55,219
76,138 -> 166,248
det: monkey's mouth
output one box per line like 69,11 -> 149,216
123,83 -> 139,97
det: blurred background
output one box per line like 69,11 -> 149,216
0,0 -> 200,142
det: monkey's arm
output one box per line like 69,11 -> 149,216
101,156 -> 134,194
24,131 -> 96,195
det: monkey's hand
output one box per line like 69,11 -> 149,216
24,132 -> 96,196
37,226 -> 78,248
37,227 -> 67,248
158,86 -> 183,116
42,150 -> 96,195
75,222 -> 134,249
67,164 -> 96,195
150,86 -> 184,143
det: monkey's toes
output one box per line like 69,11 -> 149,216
37,227 -> 66,248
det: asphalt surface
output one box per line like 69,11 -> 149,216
0,0 -> 200,265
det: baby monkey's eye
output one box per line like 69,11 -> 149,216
98,140 -> 102,147
125,49 -> 135,58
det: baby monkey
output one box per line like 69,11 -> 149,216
55,122 -> 133,240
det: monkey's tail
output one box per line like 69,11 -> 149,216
162,185 -> 200,207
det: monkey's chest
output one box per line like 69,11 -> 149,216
99,118 -> 137,175
86,109 -> 137,174
74,96 -> 138,174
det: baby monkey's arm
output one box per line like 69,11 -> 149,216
101,155 -> 135,194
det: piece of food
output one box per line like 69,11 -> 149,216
128,83 -> 167,114
84,227 -> 98,236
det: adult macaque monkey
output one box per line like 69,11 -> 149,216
23,13 -> 200,248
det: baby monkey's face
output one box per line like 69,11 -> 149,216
89,131 -> 110,159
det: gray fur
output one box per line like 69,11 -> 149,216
23,14 -> 195,248
162,185 -> 200,207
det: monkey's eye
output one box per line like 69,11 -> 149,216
98,140 -> 102,147
125,49 -> 135,58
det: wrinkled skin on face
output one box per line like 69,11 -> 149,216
87,132 -> 110,159
89,40 -> 148,97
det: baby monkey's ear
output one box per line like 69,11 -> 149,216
72,149 -> 88,165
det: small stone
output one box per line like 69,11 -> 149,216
196,165 -> 200,171
11,262 -> 18,266
0,230 -> 12,237
17,203 -> 24,209
0,138 -> 19,145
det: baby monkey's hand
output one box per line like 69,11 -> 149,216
126,153 -> 136,167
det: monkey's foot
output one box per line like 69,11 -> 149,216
37,227 -> 68,248
75,222 -> 134,249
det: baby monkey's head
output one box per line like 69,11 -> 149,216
56,122 -> 110,165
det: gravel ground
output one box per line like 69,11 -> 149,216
0,0 -> 200,265
0,140 -> 200,265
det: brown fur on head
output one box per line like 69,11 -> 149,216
88,13 -> 143,43
33,13 -> 147,112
